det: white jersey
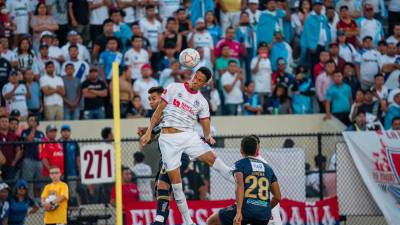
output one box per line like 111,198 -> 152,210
7,0 -> 30,34
87,0 -> 109,25
124,48 -> 149,80
161,82 -> 210,132
131,163 -> 153,201
61,60 -> 90,82
359,49 -> 382,83
139,18 -> 162,52
2,83 -> 28,116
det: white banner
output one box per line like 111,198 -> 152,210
343,131 -> 400,225
80,144 -> 115,184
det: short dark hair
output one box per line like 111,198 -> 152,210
356,109 -> 366,117
148,86 -> 164,95
133,152 -> 145,163
146,4 -> 155,10
0,115 -> 8,121
249,134 -> 260,144
377,40 -> 387,46
343,62 -> 355,68
131,21 -> 140,27
45,61 -> 54,67
374,73 -> 384,79
103,18 -> 113,27
196,67 -> 212,81
9,117 -> 19,123
228,59 -> 238,65
226,26 -> 235,32
314,155 -> 327,167
245,80 -> 254,87
101,127 -> 112,139
339,5 -> 349,11
241,136 -> 258,156
325,59 -> 336,66
131,35 -> 142,42
283,138 -> 295,148
363,36 -> 373,42
68,44 -> 78,51
121,165 -> 130,173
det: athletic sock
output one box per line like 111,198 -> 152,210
154,189 -> 170,224
171,183 -> 194,225
211,158 -> 235,184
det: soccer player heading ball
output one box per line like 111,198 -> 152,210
141,67 -> 233,225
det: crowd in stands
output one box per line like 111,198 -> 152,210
0,0 -> 398,130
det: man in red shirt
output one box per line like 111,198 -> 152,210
0,115 -> 22,180
40,124 -> 64,177
110,166 -> 139,209
336,5 -> 360,47
313,51 -> 330,81
215,27 -> 244,59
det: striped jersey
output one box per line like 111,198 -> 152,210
161,82 -> 210,132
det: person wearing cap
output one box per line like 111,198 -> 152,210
384,89 -> 400,129
40,124 -> 64,177
356,3 -> 384,46
133,64 -> 159,115
81,67 -> 107,119
270,30 -> 293,73
337,30 -> 360,64
124,35 -> 150,81
8,179 -> 39,225
300,0 -> 331,68
188,18 -> 214,64
256,0 -> 286,45
246,0 -> 261,27
2,69 -> 29,119
30,3 -> 58,50
61,44 -> 90,82
61,30 -> 90,63
0,182 -> 9,224
40,61 -> 65,121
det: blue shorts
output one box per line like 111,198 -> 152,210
218,205 -> 269,225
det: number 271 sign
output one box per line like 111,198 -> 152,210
80,144 -> 115,184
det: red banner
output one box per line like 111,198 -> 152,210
125,197 -> 340,225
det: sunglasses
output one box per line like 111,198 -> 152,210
17,186 -> 27,189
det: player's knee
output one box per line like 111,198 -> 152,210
200,151 -> 216,166
171,183 -> 185,202
156,189 -> 170,201
206,213 -> 220,225
157,180 -> 170,190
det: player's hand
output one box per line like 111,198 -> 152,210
205,136 -> 216,145
233,212 -> 242,225
323,113 -> 332,121
137,127 -> 147,137
140,132 -> 152,149
43,203 -> 52,211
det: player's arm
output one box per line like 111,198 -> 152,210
270,181 -> 281,208
234,172 -> 244,224
140,100 -> 167,146
199,118 -> 216,145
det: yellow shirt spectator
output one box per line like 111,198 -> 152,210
41,181 -> 69,224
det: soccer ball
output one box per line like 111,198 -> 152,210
179,48 -> 200,68
45,194 -> 59,211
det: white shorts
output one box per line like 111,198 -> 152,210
159,131 -> 212,172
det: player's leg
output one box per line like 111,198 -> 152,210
207,205 -> 236,225
196,151 -> 234,184
153,166 -> 172,225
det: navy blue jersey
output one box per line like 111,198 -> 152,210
233,157 -> 277,221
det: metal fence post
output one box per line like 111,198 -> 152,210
317,133 -> 324,200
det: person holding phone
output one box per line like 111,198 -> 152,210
2,70 -> 30,120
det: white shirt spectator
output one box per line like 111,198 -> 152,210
135,0 -> 146,19
158,0 -> 180,21
124,48 -> 149,80
0,50 -> 17,64
120,0 -> 135,24
189,32 -> 214,62
37,57 -> 61,77
139,18 -> 162,53
87,0 -> 109,25
381,54 -> 400,90
40,74 -> 64,106
49,46 -> 64,61
359,49 -> 382,83
372,86 -> 389,101
250,56 -> 272,94
61,60 -> 90,82
133,78 -> 159,110
339,43 -> 360,63
221,71 -> 244,104
357,18 -> 383,45
61,43 -> 91,63
6,0 -> 31,34
131,163 -> 153,201
159,68 -> 175,88
246,8 -> 261,26
386,35 -> 399,45
210,88 -> 221,113
2,83 -> 28,116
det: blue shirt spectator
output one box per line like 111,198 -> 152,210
99,37 -> 124,82
256,2 -> 286,45
291,67 -> 315,114
190,0 -> 215,25
384,91 -> 400,129
325,79 -> 352,113
300,4 -> 331,51
59,125 -> 80,177
243,81 -> 262,115
205,11 -> 222,45
8,180 -> 38,225
24,70 -> 41,117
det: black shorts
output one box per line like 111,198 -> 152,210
154,152 -> 190,190
218,205 -> 269,225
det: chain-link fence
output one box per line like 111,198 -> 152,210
0,133 -> 386,225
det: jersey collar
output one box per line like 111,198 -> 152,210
184,82 -> 198,94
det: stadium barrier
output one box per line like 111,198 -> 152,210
0,133 -> 386,225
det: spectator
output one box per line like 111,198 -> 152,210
190,0 -> 214,26
40,124 -> 64,177
159,17 -> 182,56
270,30 -> 293,73
359,36 -> 382,90
342,63 -> 360,98
215,27 -> 243,59
0,115 -> 22,180
139,5 -> 162,70
110,166 -> 139,208
300,0 -> 331,68
46,0 -> 69,45
388,1 -> 400,36
62,63 -> 81,120
390,117 -> 400,130
221,60 -> 244,115
324,71 -> 352,125
40,61 -> 65,121
8,179 -> 39,225
236,11 -> 256,78
384,90 -> 400,129
124,36 -> 150,82
291,0 -> 312,42
243,81 -> 262,115
194,47 -> 213,72
126,95 -> 146,118
387,23 -> 400,45
250,42 -> 272,105
218,0 -> 243,32
271,57 -> 295,90
41,166 -> 69,225
267,84 -> 292,114
215,45 -> 239,76
313,51 -> 330,80
328,43 -> 346,73
68,0 -> 90,45
306,155 -> 327,197
46,33 -> 65,64
110,66 -> 132,118
246,0 -> 262,28
0,45 -> 12,91
131,152 -> 152,201
110,9 -> 132,51
37,44 -> 61,77
188,18 -> 214,65
159,60 -> 183,87
24,69 -> 42,118
377,40 -> 388,55
349,89 -> 364,122
210,81 -> 221,115
346,110 -> 368,131
133,64 -> 159,116
21,115 -> 45,198
8,116 -> 21,136
2,70 -> 29,119
357,89 -> 383,126
335,0 -> 362,18
101,127 -> 113,141
30,3 -> 59,50
371,73 -> 388,103
205,11 -> 222,45
357,3 -> 384,46
336,5 -> 359,47
337,31 -> 359,64
99,37 -> 124,83
0,37 -> 17,68
0,183 -> 9,224
88,0 -> 112,44
159,0 -> 181,23
316,60 -> 335,112
381,43 -> 400,90
182,162 -> 207,200
6,0 -> 30,46
257,0 -> 286,45
16,38 -> 39,74
176,8 -> 192,50
61,31 -> 91,63
93,19 -> 122,62
291,66 -> 314,114
283,138 -> 295,148
81,68 -> 107,119
61,45 -> 90,82
159,46 -> 177,71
